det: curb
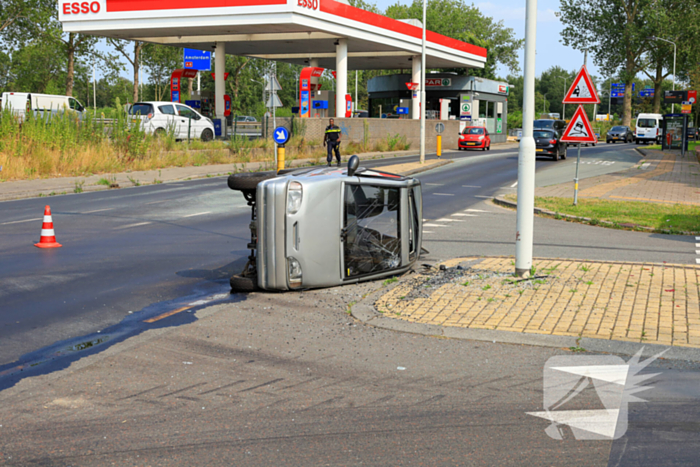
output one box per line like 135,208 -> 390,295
351,275 -> 700,363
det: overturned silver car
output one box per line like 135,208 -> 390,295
227,156 -> 423,292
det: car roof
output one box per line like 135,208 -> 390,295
135,101 -> 190,106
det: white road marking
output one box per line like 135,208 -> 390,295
696,251 -> 700,255
696,243 -> 700,248
116,222 -> 152,230
425,183 -> 444,186
433,193 -> 454,196
423,223 -> 447,227
510,181 -> 518,188
465,209 -> 489,213
183,211 -> 212,218
422,231 -> 434,234
462,185 -> 481,188
437,218 -> 464,222
145,200 -> 166,205
451,213 -> 475,217
82,208 -> 114,214
697,259 -> 700,264
1,218 -> 41,225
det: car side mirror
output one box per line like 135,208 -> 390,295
347,155 -> 360,176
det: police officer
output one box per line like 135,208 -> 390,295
323,118 -> 342,167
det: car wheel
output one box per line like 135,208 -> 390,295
487,145 -> 491,151
482,145 -> 486,151
553,149 -> 560,161
154,128 -> 166,138
230,274 -> 258,293
227,171 -> 277,191
201,128 -> 213,142
561,147 -> 567,159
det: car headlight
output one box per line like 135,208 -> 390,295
288,257 -> 302,288
287,181 -> 303,214
478,135 -> 484,140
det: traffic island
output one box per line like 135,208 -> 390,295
352,257 -> 700,361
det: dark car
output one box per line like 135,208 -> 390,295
534,119 -> 566,135
534,129 -> 567,160
606,125 -> 634,143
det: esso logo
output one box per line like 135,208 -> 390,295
297,0 -> 318,10
62,2 -> 100,14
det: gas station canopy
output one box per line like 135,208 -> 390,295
60,0 -> 487,70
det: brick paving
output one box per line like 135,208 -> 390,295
536,149 -> 700,206
376,257 -> 700,349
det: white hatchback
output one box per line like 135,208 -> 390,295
128,101 -> 215,141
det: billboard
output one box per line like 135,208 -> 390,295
663,90 -> 687,104
183,49 -> 211,71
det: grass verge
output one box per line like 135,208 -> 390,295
503,195 -> 700,234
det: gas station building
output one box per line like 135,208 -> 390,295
368,74 -> 511,142
59,0 -> 488,131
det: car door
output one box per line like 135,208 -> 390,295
175,104 -> 202,139
156,104 -> 177,135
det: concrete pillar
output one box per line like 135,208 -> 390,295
310,58 -> 319,90
215,42 -> 226,120
335,39 -> 347,118
411,55 -> 421,120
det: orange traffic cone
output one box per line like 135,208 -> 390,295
35,205 -> 62,248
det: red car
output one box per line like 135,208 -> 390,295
458,126 -> 491,151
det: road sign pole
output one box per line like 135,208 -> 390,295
515,0 -> 538,278
277,144 -> 285,173
573,144 -> 581,205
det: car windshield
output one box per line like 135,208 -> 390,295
611,126 -> 626,131
534,130 -> 555,139
463,128 -> 484,135
638,118 -> 657,128
129,103 -> 153,116
343,184 -> 401,278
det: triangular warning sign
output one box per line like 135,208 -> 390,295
561,105 -> 597,143
563,65 -> 600,104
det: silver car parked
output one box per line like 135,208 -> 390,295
227,157 -> 423,292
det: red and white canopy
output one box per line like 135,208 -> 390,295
60,0 -> 487,70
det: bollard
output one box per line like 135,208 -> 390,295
437,135 -> 442,157
277,144 -> 285,173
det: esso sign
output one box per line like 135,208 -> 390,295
62,2 -> 100,14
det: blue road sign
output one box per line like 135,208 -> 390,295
639,90 -> 655,97
396,107 -> 409,115
273,126 -> 290,145
183,49 -> 211,71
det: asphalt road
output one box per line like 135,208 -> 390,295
0,279 -> 698,466
0,142 -> 694,370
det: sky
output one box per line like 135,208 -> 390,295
373,0 -> 600,80
100,0 -> 599,83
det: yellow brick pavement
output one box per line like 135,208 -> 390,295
376,257 -> 700,348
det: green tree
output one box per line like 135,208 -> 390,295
384,0 -> 523,78
141,43 -> 181,101
558,0 -> 654,126
108,39 -> 143,103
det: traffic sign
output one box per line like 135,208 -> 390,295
435,122 -> 445,134
183,49 -> 211,71
273,126 -> 289,144
560,105 -> 597,144
688,90 -> 697,104
563,65 -> 600,104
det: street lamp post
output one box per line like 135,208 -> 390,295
419,0 -> 427,164
649,36 -> 677,113
561,77 -> 567,120
542,93 -> 547,114
515,0 -> 538,277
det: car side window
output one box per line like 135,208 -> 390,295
158,105 -> 176,115
175,105 -> 200,120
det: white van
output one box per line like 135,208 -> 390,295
635,113 -> 663,144
1,92 -> 85,120
1,92 -> 32,119
31,94 -> 85,114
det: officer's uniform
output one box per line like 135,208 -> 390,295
324,124 -> 342,166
